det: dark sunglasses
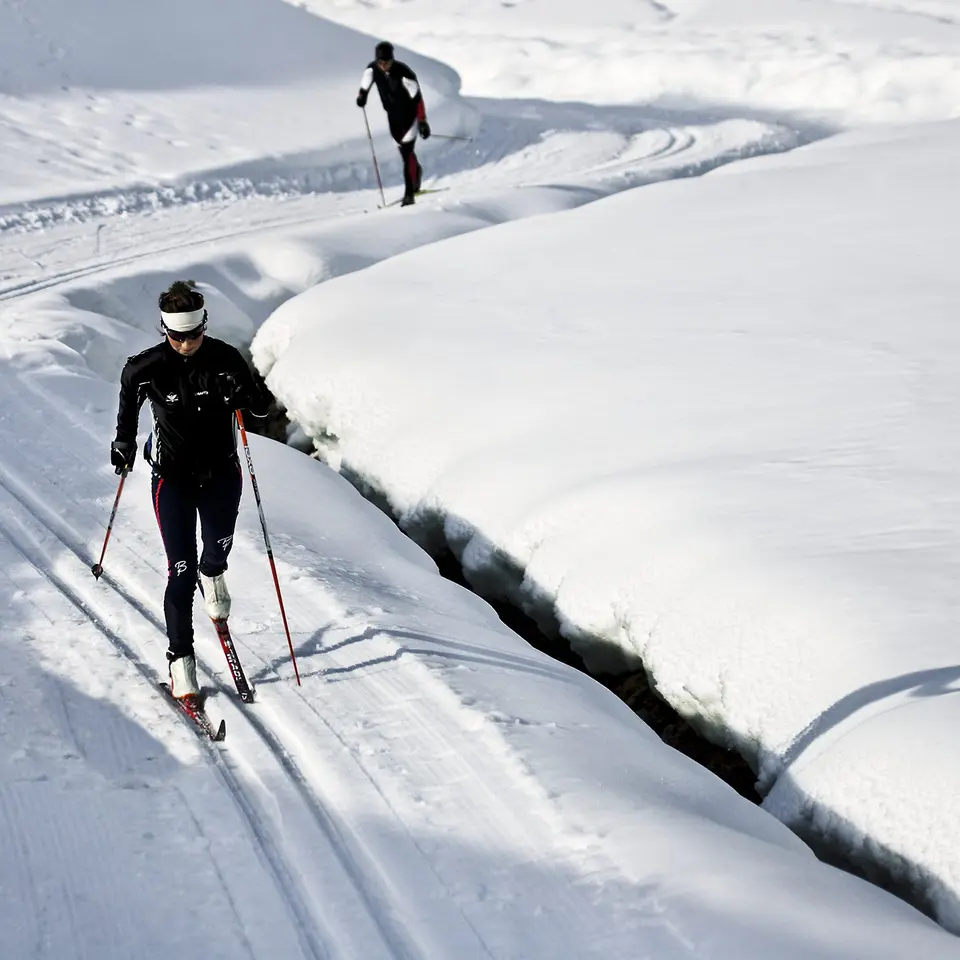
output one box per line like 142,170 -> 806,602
164,321 -> 206,342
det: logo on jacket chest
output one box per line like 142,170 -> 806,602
162,388 -> 208,405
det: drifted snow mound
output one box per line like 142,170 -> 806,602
252,117 -> 960,934
0,0 -> 461,204
295,0 -> 960,125
0,0 -> 457,95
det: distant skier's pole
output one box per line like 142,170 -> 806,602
430,133 -> 473,142
361,107 -> 386,208
91,468 -> 128,579
235,410 -> 301,685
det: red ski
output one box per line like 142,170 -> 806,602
160,683 -> 226,741
212,618 -> 255,703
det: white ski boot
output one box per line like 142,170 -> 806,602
199,572 -> 231,621
169,654 -> 199,699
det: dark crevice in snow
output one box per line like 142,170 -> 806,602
260,403 -> 760,801
305,441 -> 960,924
258,377 -> 960,928
428,546 -> 762,803
330,469 -> 958,924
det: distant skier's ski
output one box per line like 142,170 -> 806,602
212,618 -> 255,703
160,683 -> 226,741
382,187 -> 449,208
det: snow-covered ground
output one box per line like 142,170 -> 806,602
257,113 -> 960,932
294,0 -> 960,124
3,0 -> 960,956
0,0 -> 459,209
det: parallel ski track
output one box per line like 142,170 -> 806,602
0,119 -> 796,303
0,203 -> 341,303
15,364 -> 492,956
0,484 -> 332,960
0,464 -> 422,960
0,374 -> 569,959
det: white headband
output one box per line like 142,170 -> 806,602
160,306 -> 206,332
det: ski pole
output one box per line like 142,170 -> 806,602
91,468 -> 128,579
235,410 -> 301,685
361,107 -> 386,208
430,133 -> 473,142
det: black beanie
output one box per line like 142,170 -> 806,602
375,41 -> 395,61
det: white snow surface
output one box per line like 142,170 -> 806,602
2,0 -> 960,956
294,0 -> 960,124
256,115 -> 960,934
0,0 -> 460,208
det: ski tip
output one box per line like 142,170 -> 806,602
214,720 -> 226,742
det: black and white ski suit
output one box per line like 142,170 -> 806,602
114,336 -> 269,657
358,59 -> 427,198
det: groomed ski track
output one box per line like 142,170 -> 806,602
0,101 -> 803,300
0,363 -> 691,959
0,100 -> 814,958
0,381 -> 415,960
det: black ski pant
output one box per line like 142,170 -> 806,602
151,459 -> 242,658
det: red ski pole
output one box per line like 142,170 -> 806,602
91,468 -> 128,579
235,410 -> 301,685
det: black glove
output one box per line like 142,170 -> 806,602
356,89 -> 368,108
418,119 -> 431,139
217,372 -> 245,407
111,440 -> 136,475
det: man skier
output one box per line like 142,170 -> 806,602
111,281 -> 269,699
356,40 -> 431,206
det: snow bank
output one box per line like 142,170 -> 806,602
254,117 -> 960,930
298,0 -> 960,125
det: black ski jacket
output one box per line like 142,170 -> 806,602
115,336 -> 269,484
361,60 -> 425,130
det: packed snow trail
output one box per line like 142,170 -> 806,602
3,310 -> 957,957
0,100 -> 800,299
0,366 -> 524,960
0,364 -> 681,960
0,411 -> 387,960
4,0 -> 960,951
0,365 -> 756,959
